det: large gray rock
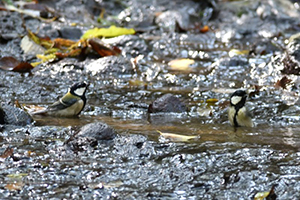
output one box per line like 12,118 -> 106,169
1,104 -> 33,126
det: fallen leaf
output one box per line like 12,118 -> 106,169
275,76 -> 292,89
53,38 -> 76,49
25,28 -> 125,66
35,54 -> 57,63
55,48 -> 82,59
200,25 -> 210,33
0,147 -> 13,159
228,49 -> 249,57
254,185 -> 277,200
206,98 -> 218,103
168,58 -> 195,71
7,173 -> 28,178
157,130 -> 199,142
128,79 -> 148,88
5,182 -> 25,191
20,35 -> 46,55
88,38 -> 121,56
0,56 -> 19,69
249,85 -> 262,98
13,62 -> 34,73
27,29 -> 53,49
81,25 -> 135,39
24,104 -> 46,114
0,57 -> 33,73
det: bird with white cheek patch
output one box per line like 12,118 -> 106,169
228,90 -> 253,127
31,82 -> 89,117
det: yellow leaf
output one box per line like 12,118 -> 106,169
168,58 -> 195,71
81,25 -> 136,39
7,173 -> 28,178
44,48 -> 60,54
254,185 -> 276,200
129,79 -> 148,87
27,29 -> 41,45
30,61 -> 42,67
206,98 -> 218,103
36,54 -> 57,63
228,49 -> 249,57
157,130 -> 199,142
254,191 -> 270,200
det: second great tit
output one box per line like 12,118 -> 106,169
228,90 -> 254,127
32,82 -> 89,117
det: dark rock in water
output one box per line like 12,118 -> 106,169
1,104 -> 33,126
148,94 -> 187,113
66,122 -> 116,151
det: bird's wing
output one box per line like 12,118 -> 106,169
47,95 -> 79,111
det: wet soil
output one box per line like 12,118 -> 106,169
1,0 -> 300,199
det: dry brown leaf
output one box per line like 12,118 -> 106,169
200,25 -> 210,33
249,85 -> 262,98
5,182 -> 25,191
275,76 -> 292,89
53,38 -> 76,49
0,147 -> 13,159
88,38 -> 121,57
55,49 -> 82,59
0,57 -> 33,73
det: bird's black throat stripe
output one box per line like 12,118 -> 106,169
233,111 -> 239,127
232,97 -> 247,127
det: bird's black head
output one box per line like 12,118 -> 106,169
69,82 -> 89,97
230,90 -> 247,107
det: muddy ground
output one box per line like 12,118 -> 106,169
1,0 -> 300,199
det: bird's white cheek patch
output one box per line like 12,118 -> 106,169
74,87 -> 86,96
231,96 -> 242,105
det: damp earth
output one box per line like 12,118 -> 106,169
1,0 -> 300,199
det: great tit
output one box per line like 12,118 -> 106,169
32,81 -> 89,117
228,90 -> 254,127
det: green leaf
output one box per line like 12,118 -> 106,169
82,25 -> 135,39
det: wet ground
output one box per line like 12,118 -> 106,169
1,0 -> 300,199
